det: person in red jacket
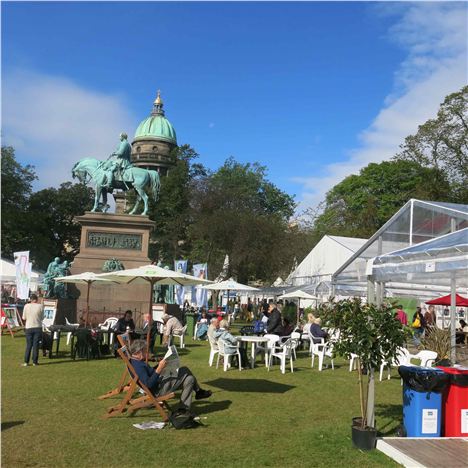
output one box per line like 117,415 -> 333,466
394,305 -> 408,326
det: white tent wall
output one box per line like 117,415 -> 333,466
288,235 -> 368,287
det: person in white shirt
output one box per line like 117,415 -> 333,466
22,294 -> 44,366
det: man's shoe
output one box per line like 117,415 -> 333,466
195,389 -> 212,400
33,363 -> 39,366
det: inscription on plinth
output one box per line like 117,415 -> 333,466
87,231 -> 142,250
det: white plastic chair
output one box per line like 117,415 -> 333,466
379,347 -> 414,381
269,338 -> 299,374
208,333 -> 219,366
170,325 -> 187,349
349,353 -> 359,372
261,334 -> 281,369
310,334 -> 334,371
413,350 -> 437,367
98,317 -> 118,345
193,322 -> 199,340
216,338 -> 242,372
65,317 -> 79,346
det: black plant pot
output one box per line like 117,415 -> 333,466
435,358 -> 451,367
351,422 -> 377,451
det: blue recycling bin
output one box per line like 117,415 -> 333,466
398,366 -> 449,437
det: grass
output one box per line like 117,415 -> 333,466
1,328 -> 401,467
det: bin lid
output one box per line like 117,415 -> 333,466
398,365 -> 450,392
437,366 -> 468,386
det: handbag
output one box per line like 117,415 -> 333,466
412,317 -> 421,328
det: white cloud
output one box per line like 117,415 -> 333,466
2,69 -> 137,190
296,2 -> 467,211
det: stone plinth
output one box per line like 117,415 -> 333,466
71,212 -> 155,319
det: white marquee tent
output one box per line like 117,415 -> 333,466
288,235 -> 368,288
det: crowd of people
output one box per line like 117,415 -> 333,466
394,304 -> 467,345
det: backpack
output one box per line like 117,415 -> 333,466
169,408 -> 201,430
253,320 -> 265,334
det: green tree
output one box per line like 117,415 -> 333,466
312,159 -> 452,239
188,158 -> 297,283
149,144 -> 207,264
1,146 -> 37,258
27,182 -> 93,269
396,85 -> 468,202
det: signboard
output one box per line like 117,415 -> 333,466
152,304 -> 165,322
42,300 -> 57,328
2,306 -> 21,328
86,231 -> 142,250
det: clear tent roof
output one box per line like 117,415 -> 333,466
371,228 -> 468,288
333,199 -> 468,286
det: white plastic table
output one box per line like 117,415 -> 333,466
238,335 -> 269,368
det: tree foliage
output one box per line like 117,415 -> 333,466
396,85 -> 468,202
311,159 -> 451,239
1,147 -> 37,256
1,147 -> 93,270
187,158 -> 299,283
27,182 -> 94,269
149,144 -> 207,264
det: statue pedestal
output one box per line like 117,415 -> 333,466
71,212 -> 155,322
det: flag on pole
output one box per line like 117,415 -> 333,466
14,251 -> 31,300
192,263 -> 208,307
174,260 -> 188,305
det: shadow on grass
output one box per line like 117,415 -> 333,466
375,403 -> 403,436
205,378 -> 295,393
1,421 -> 25,431
192,399 -> 232,414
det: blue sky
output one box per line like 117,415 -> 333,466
2,2 -> 467,211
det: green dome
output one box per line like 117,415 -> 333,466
134,114 -> 177,144
134,91 -> 177,144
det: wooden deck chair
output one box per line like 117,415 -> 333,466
98,335 -> 133,400
103,342 -> 175,420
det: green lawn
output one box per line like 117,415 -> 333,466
2,330 -> 401,467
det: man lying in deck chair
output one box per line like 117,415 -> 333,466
129,340 -> 212,412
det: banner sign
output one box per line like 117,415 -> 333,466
192,263 -> 208,308
42,299 -> 57,328
14,251 -> 31,300
174,260 -> 188,305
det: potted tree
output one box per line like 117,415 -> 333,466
323,298 -> 407,450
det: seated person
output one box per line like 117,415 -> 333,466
310,317 -> 328,343
196,312 -> 209,340
114,310 -> 136,335
207,318 -> 220,344
214,320 -> 248,367
456,319 -> 468,344
113,310 -> 136,354
302,313 -> 315,335
162,314 -> 185,346
266,302 -> 283,335
129,340 -> 211,411
279,317 -> 294,337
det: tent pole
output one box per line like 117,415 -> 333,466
146,279 -> 154,362
450,274 -> 456,364
85,281 -> 91,327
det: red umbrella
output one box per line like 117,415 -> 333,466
425,294 -> 468,307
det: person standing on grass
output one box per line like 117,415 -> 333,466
22,294 -> 44,367
394,305 -> 408,326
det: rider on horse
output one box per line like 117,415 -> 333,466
103,132 -> 132,188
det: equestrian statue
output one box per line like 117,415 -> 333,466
71,133 -> 160,215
